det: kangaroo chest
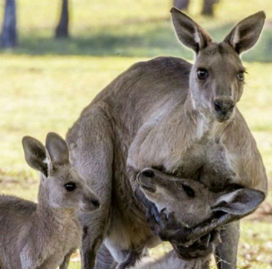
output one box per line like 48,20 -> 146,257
127,109 -> 237,192
37,219 -> 81,269
175,138 -> 236,191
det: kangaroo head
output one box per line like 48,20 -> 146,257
22,132 -> 100,212
171,8 -> 265,122
137,168 -> 264,228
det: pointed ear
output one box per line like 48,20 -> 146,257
22,136 -> 48,177
170,7 -> 212,53
45,132 -> 69,167
224,11 -> 266,54
212,188 -> 265,217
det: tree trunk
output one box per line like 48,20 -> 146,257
201,0 -> 217,16
55,0 -> 69,38
173,0 -> 190,10
1,0 -> 17,48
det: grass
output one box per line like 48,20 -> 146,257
0,0 -> 271,60
0,0 -> 272,268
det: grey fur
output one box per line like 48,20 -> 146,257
132,251 -> 210,269
133,167 -> 264,269
66,10 -> 267,269
0,133 -> 99,269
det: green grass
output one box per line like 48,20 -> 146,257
0,57 -> 271,180
0,0 -> 271,60
0,0 -> 272,268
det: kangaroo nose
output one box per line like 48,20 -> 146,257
91,199 -> 100,209
214,99 -> 234,115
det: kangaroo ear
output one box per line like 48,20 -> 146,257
212,188 -> 265,217
224,11 -> 266,54
45,132 -> 69,168
22,136 -> 48,177
171,7 -> 212,53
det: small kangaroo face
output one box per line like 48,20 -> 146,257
137,168 -> 213,227
44,165 -> 99,212
137,168 -> 265,229
22,132 -> 100,212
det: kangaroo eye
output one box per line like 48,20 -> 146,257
197,68 -> 209,80
182,184 -> 195,198
237,71 -> 244,81
64,182 -> 77,192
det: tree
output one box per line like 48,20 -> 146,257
55,0 -> 69,38
201,0 -> 218,16
173,0 -> 190,10
1,0 -> 17,48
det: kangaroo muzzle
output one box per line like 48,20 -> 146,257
80,188 -> 100,212
213,98 -> 234,122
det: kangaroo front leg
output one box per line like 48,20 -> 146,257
78,164 -> 112,269
67,106 -> 114,269
80,201 -> 111,269
94,243 -> 117,269
215,221 -> 240,269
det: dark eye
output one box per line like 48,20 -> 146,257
197,68 -> 209,80
182,184 -> 195,198
237,71 -> 244,82
64,182 -> 77,192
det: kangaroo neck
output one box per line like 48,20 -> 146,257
183,91 -> 232,142
36,183 -> 74,231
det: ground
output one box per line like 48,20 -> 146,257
0,0 -> 272,268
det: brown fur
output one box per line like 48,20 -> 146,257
66,10 -> 267,269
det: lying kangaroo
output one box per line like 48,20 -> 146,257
132,167 -> 264,269
66,9 -> 267,269
0,133 -> 100,269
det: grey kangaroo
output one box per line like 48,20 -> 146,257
130,167 -> 264,269
66,8 -> 267,269
0,133 -> 100,269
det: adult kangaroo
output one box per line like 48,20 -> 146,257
66,8 -> 267,269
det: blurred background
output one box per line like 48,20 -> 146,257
0,0 -> 272,268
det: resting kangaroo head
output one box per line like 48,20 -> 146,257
22,132 -> 100,212
171,8 -> 265,122
138,168 -> 264,228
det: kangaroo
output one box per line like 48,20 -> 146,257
0,133 -> 100,269
66,9 -> 267,269
130,167 -> 264,269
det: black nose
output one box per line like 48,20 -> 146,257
141,169 -> 155,178
91,199 -> 100,208
214,99 -> 234,115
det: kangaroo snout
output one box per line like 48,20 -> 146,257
213,98 -> 234,122
82,197 -> 100,212
91,198 -> 100,208
81,189 -> 100,212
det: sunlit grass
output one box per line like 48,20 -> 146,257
0,56 -> 272,269
0,0 -> 271,60
0,55 -> 139,178
0,0 -> 272,268
0,56 -> 271,178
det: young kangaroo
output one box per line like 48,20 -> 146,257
133,167 -> 264,269
94,166 -> 264,269
0,133 -> 100,269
